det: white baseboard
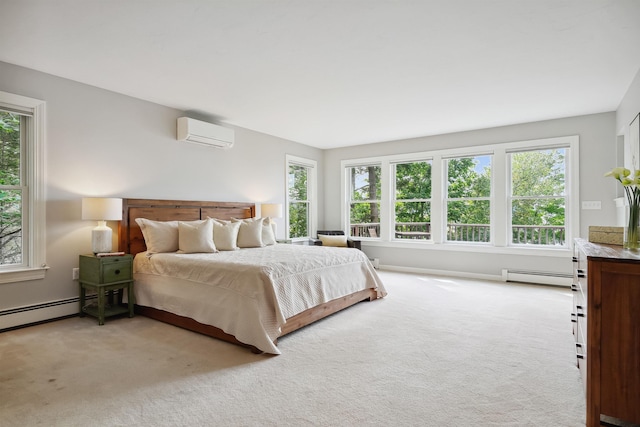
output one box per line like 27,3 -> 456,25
378,264 -> 571,287
0,297 -> 83,331
378,264 -> 503,282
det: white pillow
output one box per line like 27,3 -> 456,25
135,218 -> 179,253
232,217 -> 264,248
232,217 -> 276,246
212,219 -> 241,251
262,217 -> 277,246
178,219 -> 217,253
318,234 -> 348,247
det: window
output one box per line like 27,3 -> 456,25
445,155 -> 492,243
341,135 -> 578,253
347,165 -> 381,238
393,160 -> 431,240
286,155 -> 316,240
0,111 -> 23,264
509,148 -> 567,246
0,91 -> 46,283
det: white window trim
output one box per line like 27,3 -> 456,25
0,91 -> 48,283
341,135 -> 579,257
285,154 -> 317,241
391,159 -> 433,241
342,161 -> 384,240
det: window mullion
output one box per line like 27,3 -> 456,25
431,154 -> 443,243
493,149 -> 507,247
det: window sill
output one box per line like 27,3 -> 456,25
360,239 -> 571,258
0,266 -> 49,284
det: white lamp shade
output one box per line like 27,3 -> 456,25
261,203 -> 283,218
82,198 -> 122,221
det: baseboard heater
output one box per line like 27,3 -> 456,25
0,296 -> 94,331
501,269 -> 572,287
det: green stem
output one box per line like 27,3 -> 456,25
626,200 -> 640,249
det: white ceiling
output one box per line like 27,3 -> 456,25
2,1 -> 640,149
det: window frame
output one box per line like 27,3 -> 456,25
0,91 -> 47,283
507,145 -> 571,248
341,136 -> 579,257
444,153 -> 493,245
285,154 -> 317,241
392,159 -> 433,241
344,162 -> 383,240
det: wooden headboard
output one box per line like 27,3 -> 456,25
118,198 -> 255,256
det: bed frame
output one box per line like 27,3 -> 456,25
119,198 -> 378,353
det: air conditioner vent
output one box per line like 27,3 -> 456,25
176,117 -> 234,149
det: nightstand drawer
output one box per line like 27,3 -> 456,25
79,254 -> 133,284
102,261 -> 132,283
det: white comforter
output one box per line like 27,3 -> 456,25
133,244 -> 386,354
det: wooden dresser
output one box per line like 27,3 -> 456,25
572,238 -> 640,427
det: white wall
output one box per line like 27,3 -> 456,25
0,61 -> 322,318
616,68 -> 640,135
323,112 -> 617,278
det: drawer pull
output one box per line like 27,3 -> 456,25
576,269 -> 585,278
571,284 -> 578,292
576,305 -> 585,317
115,269 -> 120,275
572,256 -> 578,263
571,313 -> 577,323
575,343 -> 585,360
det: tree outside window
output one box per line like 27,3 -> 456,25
288,164 -> 310,238
510,148 -> 566,246
446,155 -> 492,242
348,165 -> 381,238
394,161 -> 431,240
0,111 -> 22,266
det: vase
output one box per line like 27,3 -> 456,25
624,202 -> 640,250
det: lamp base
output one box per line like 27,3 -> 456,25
92,221 -> 113,253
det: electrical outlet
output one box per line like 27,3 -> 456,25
581,201 -> 601,210
72,268 -> 79,280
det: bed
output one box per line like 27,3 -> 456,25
118,198 -> 386,354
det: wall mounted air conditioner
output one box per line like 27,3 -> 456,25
176,117 -> 234,149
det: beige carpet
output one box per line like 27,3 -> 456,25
0,271 -> 585,426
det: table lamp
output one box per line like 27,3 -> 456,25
260,203 -> 283,219
82,197 -> 122,253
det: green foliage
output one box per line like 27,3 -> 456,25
395,161 -> 431,222
509,149 -> 566,245
289,202 -> 308,238
447,156 -> 491,225
288,165 -> 307,200
288,164 -> 310,238
0,111 -> 23,264
511,149 -> 565,226
349,166 -> 381,225
1,112 -> 21,186
511,149 -> 565,197
448,157 -> 491,198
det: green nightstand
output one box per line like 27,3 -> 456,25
79,254 -> 134,325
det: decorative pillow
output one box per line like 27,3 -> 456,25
211,219 -> 241,251
233,217 -> 264,248
262,217 -> 277,246
232,217 -> 276,246
178,219 -> 217,253
318,234 -> 348,247
135,218 -> 179,253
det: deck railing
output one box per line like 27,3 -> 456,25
350,222 -> 565,245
